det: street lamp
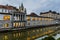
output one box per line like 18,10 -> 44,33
56,21 -> 58,30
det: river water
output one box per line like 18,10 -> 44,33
0,28 -> 43,40
0,28 -> 59,40
35,34 -> 60,40
35,31 -> 60,40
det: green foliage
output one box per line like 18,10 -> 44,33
42,36 -> 55,40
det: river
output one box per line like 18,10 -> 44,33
0,27 -> 59,40
35,30 -> 60,40
35,34 -> 60,40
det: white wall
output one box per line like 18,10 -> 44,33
26,20 -> 59,27
0,8 -> 16,13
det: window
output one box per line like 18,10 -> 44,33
19,23 -> 21,26
13,22 -> 25,27
39,18 -> 42,21
2,9 -> 3,12
13,22 -> 20,27
27,17 -> 30,21
16,23 -> 19,27
6,10 -> 8,13
3,23 -> 9,28
3,9 -> 5,13
35,17 -> 38,21
32,19 -> 35,21
3,15 -> 10,20
27,19 -> 30,21
22,22 -> 25,27
28,23 -> 30,25
13,23 -> 15,27
32,17 -> 35,21
37,18 -> 39,21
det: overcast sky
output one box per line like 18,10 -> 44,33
0,0 -> 60,14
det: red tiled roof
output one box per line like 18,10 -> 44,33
27,12 -> 39,17
40,10 -> 59,15
0,5 -> 18,10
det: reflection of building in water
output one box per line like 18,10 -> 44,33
3,35 -> 9,40
0,25 -> 58,40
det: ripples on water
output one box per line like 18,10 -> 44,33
35,35 -> 48,40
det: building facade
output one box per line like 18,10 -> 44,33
0,4 -> 26,29
26,13 -> 58,27
0,4 -> 59,29
40,10 -> 60,20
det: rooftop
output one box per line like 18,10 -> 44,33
0,5 -> 18,10
40,10 -> 60,15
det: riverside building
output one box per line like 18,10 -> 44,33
0,4 -> 59,29
0,4 -> 26,29
26,13 -> 57,27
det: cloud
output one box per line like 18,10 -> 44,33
33,0 -> 60,14
0,0 -> 60,14
0,0 -> 49,14
23,0 -> 49,14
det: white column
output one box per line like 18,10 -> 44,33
17,15 -> 18,20
16,15 -> 17,20
15,14 -> 16,20
21,15 -> 22,21
18,15 -> 19,20
25,14 -> 26,21
23,15 -> 24,21
20,15 -> 21,21
17,15 -> 19,20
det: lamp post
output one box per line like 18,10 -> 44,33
56,21 -> 58,30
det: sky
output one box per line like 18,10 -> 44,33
0,0 -> 60,15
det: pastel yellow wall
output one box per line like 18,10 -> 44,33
27,16 -> 54,21
40,13 -> 57,19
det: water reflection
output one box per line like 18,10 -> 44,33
3,35 -> 9,40
0,28 -> 55,40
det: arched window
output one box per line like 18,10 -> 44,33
3,23 -> 9,28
